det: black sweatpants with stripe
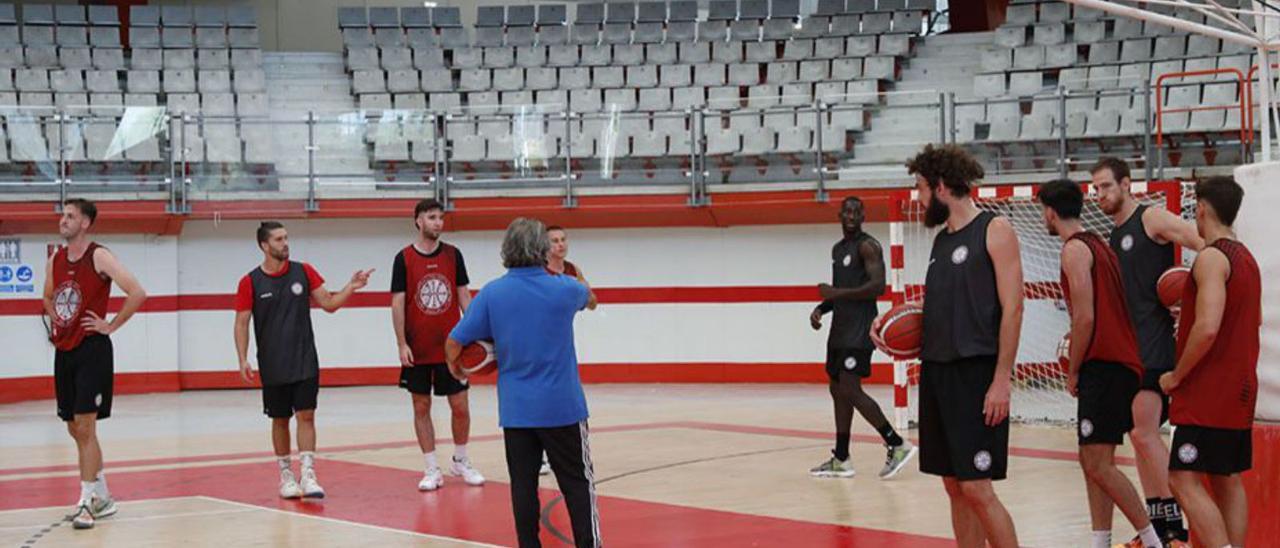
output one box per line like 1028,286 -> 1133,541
504,421 -> 602,548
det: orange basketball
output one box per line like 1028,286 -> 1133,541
1157,266 -> 1191,309
460,340 -> 497,376
876,302 -> 924,359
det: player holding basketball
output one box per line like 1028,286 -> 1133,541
1159,177 -> 1259,548
44,198 -> 147,529
390,199 -> 485,490
234,221 -> 373,499
900,145 -> 1021,548
1092,157 -> 1201,545
446,218 -> 600,548
809,196 -> 915,479
1038,180 -> 1163,548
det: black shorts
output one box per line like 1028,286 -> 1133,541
918,355 -> 1009,481
262,376 -> 319,419
54,335 -> 114,422
1169,425 -> 1253,475
826,347 -> 873,380
399,363 -> 469,397
1077,361 -> 1139,446
1139,368 -> 1171,425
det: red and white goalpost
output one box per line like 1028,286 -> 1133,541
886,181 -> 1189,428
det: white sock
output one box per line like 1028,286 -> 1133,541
94,471 -> 109,497
424,451 -> 438,470
79,481 -> 95,504
454,445 -> 468,461
1090,530 -> 1111,548
299,451 -> 315,473
1136,524 -> 1161,548
277,456 -> 292,473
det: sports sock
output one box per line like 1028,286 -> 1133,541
833,432 -> 851,461
299,451 -> 315,473
1136,524 -> 1161,548
424,451 -> 438,470
79,481 -> 95,504
94,471 -> 109,497
878,423 -> 904,447
277,456 -> 292,474
454,444 -> 468,461
1090,531 -> 1111,548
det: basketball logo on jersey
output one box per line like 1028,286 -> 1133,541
290,282 -> 304,296
973,450 -> 992,472
844,357 -> 856,370
52,280 -> 82,327
951,245 -> 969,265
1177,443 -> 1198,464
1079,419 -> 1094,438
416,273 -> 453,315
842,254 -> 852,267
1120,234 -> 1134,251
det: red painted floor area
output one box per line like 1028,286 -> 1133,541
0,459 -> 951,547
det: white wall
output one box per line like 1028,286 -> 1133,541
2,219 -> 893,380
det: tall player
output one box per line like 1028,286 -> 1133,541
899,145 -> 1021,548
547,225 -> 597,310
44,198 -> 147,529
809,196 -> 915,479
1038,180 -> 1163,548
1092,157 -> 1201,544
1160,176 -> 1259,548
234,221 -> 373,499
391,199 -> 485,490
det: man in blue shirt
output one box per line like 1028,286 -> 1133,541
447,217 -> 600,548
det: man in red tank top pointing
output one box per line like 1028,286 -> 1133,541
390,199 -> 485,490
1160,177 -> 1261,548
43,198 -> 148,531
1039,181 -> 1165,548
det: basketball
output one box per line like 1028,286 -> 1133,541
875,302 -> 924,359
1157,266 -> 1191,309
460,340 -> 497,376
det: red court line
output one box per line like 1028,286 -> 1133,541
0,420 -> 1109,478
0,459 -> 952,547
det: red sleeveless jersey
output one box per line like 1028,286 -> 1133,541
401,242 -> 463,364
547,260 -> 579,278
1061,232 -> 1143,377
50,242 -> 112,352
1173,239 -> 1261,429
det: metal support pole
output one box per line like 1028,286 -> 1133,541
1258,48 -> 1275,162
814,103 -> 828,202
1142,83 -> 1155,181
306,111 -> 318,212
695,108 -> 708,206
564,112 -> 576,208
562,111 -> 572,191
1057,88 -> 1068,178
938,92 -> 948,145
57,110 -> 67,205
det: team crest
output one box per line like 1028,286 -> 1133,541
291,282 -> 304,296
1177,443 -> 1198,464
416,273 -> 453,315
842,254 -> 852,267
844,357 -> 856,370
52,280 -> 82,327
1120,234 -> 1134,251
1079,419 -> 1094,438
973,450 -> 992,472
951,245 -> 969,265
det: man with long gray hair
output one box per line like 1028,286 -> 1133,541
446,218 -> 600,547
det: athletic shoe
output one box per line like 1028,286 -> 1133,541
299,469 -> 325,498
1165,540 -> 1190,548
539,458 -> 551,476
89,494 -> 117,519
809,456 -> 856,478
879,443 -> 918,480
279,469 -> 303,499
451,456 -> 486,486
418,467 -> 444,491
70,503 -> 94,530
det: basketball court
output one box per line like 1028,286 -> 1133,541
3,384 -> 1153,547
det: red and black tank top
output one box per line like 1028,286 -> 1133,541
1060,232 -> 1142,377
50,242 -> 112,352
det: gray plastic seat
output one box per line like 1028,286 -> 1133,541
679,42 -> 710,64
659,65 -> 691,87
559,67 -> 589,89
59,47 -> 92,69
452,47 -> 482,69
50,69 -> 84,92
747,84 -> 780,108
1084,110 -> 1121,137
626,65 -> 656,88
383,47 -> 414,70
163,28 -> 194,48
201,92 -> 235,116
1074,21 -> 1105,43
647,43 -> 677,65
360,93 -> 391,110
706,86 -> 739,110
1008,71 -> 1044,96
767,62 -> 798,84
228,28 -> 259,48
492,67 -> 524,90
126,70 -> 159,93
237,92 -> 269,116
414,48 -> 445,70
672,86 -> 705,109
546,44 -> 577,67
728,63 -> 757,86
15,68 -> 48,91
570,88 -> 602,112
614,44 -> 643,65
196,28 -> 228,49
525,67 -> 556,89
231,49 -> 262,70
799,60 -> 829,82
638,87 -> 670,111
694,63 -> 725,87
91,48 -> 124,70
1121,38 -> 1152,62
744,42 -> 773,63
483,46 -> 514,68
343,28 -> 374,48
581,44 -> 611,66
864,57 -> 894,80
973,73 -> 1005,98
603,88 -> 637,111
164,48 -> 195,70
56,26 -> 88,47
795,17 -> 829,39
387,69 -> 419,93
514,45 -> 546,67
593,66 -> 623,88
1013,46 -> 1045,70
163,69 -> 196,93
232,70 -> 265,93
459,68 -> 491,90
712,41 -> 742,64
198,48 -> 230,69
783,39 -> 814,61
24,45 -> 58,67
130,46 -> 161,69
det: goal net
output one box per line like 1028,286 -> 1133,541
896,182 -> 1190,426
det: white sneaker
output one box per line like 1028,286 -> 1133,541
809,456 -> 856,478
89,494 -> 117,519
539,458 -> 551,476
418,467 -> 444,491
299,469 -> 325,498
71,503 -> 95,530
279,469 -> 303,499
451,456 -> 486,486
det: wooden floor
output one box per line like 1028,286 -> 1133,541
0,384 -> 1153,547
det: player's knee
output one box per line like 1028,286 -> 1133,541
1168,471 -> 1198,496
942,478 -> 964,499
295,410 -> 315,424
957,480 -> 996,505
412,397 -> 432,417
1077,449 -> 1111,480
448,399 -> 469,417
68,416 -> 95,439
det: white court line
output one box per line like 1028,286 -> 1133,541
0,495 -> 199,516
195,496 -> 505,547
0,508 -> 256,532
